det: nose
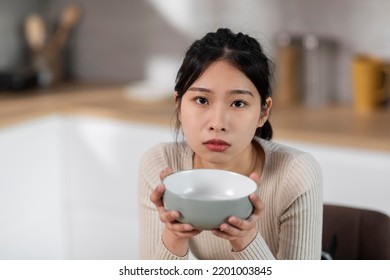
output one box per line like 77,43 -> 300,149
208,105 -> 228,132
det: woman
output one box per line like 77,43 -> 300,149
138,28 -> 323,260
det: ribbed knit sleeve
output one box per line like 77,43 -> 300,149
138,144 -> 189,260
275,153 -> 323,259
227,151 -> 322,260
232,233 -> 275,259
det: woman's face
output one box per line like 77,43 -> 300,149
178,60 -> 269,168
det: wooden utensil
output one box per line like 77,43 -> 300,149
23,4 -> 82,87
24,13 -> 46,52
47,3 -> 82,52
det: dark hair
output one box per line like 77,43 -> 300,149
174,28 -> 273,140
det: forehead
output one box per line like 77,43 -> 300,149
193,60 -> 255,88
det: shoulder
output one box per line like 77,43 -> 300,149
140,142 -> 175,170
138,142 -> 173,190
257,138 -> 322,193
139,142 -> 193,190
258,138 -> 320,170
139,141 -> 192,179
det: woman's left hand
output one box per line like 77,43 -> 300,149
211,172 -> 264,252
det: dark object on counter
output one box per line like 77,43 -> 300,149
0,71 -> 38,91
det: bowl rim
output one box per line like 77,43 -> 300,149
162,168 -> 257,201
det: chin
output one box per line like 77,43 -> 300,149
201,152 -> 232,165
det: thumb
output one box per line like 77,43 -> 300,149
249,172 -> 260,185
159,167 -> 173,180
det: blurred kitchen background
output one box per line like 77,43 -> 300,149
1,0 -> 390,104
0,0 -> 389,260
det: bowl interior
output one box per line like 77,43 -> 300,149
162,169 -> 256,201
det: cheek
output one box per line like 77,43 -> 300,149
181,113 -> 202,132
240,109 -> 262,127
179,106 -> 203,136
237,112 -> 262,139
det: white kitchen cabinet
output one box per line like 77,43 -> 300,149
278,140 -> 390,216
0,117 -> 65,259
0,115 -> 172,259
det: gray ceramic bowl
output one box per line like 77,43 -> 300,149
162,169 -> 257,230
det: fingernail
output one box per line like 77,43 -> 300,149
185,225 -> 192,231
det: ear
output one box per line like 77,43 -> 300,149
257,97 -> 272,127
174,91 -> 182,121
174,91 -> 178,102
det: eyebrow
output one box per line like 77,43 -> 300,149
188,87 -> 254,97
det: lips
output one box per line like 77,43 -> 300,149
203,139 -> 231,152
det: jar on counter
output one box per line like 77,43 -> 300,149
302,34 -> 339,108
274,32 -> 303,108
274,32 -> 339,108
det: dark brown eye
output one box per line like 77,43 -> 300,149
195,97 -> 209,105
232,100 -> 246,108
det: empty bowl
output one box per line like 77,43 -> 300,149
162,169 -> 257,230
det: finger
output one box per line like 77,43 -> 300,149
171,228 -> 202,238
175,231 -> 202,238
166,222 -> 193,232
247,194 -> 264,223
150,184 -> 165,207
249,172 -> 260,184
159,167 -> 173,180
250,193 -> 264,214
165,222 -> 203,239
159,210 -> 180,223
227,215 -> 252,231
220,219 -> 244,235
211,229 -> 231,240
211,225 -> 240,240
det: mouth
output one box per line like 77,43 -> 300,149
203,139 -> 231,152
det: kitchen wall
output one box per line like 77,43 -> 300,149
0,0 -> 47,70
43,0 -> 280,84
2,0 -> 390,104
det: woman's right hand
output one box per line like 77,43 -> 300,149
149,167 -> 202,256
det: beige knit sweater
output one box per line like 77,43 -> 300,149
138,138 -> 323,260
